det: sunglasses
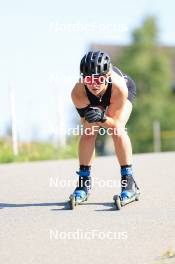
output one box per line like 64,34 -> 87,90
84,75 -> 106,85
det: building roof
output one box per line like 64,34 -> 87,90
91,43 -> 175,81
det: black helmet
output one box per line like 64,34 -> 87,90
80,51 -> 111,76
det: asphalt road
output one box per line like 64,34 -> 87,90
0,152 -> 175,264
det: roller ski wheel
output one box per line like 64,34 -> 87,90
113,190 -> 140,210
69,192 -> 89,210
69,194 -> 76,210
113,195 -> 122,210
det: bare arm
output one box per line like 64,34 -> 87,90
71,83 -> 89,108
71,83 -> 90,125
98,73 -> 128,128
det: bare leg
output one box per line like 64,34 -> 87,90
111,100 -> 133,166
112,131 -> 133,165
78,120 -> 99,165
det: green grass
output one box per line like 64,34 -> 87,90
0,137 -> 79,164
1,132 -> 175,164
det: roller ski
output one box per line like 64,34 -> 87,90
69,169 -> 91,210
113,167 -> 140,210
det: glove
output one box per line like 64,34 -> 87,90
84,107 -> 107,123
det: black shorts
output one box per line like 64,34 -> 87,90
124,75 -> 137,103
112,66 -> 136,103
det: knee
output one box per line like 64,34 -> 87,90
111,126 -> 127,141
80,133 -> 98,142
81,124 -> 99,140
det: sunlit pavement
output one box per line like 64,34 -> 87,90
0,152 -> 175,264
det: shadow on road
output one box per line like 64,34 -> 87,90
0,202 -> 70,210
0,202 -> 116,211
51,202 -> 116,211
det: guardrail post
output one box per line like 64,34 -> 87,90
9,86 -> 18,155
153,120 -> 161,152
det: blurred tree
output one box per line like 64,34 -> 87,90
117,16 -> 174,152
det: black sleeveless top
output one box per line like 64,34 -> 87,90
76,66 -> 128,117
84,66 -> 126,108
84,81 -> 112,108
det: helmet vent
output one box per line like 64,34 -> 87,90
104,63 -> 107,71
92,53 -> 96,60
97,65 -> 101,73
98,56 -> 102,63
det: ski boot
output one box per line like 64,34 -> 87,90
69,170 -> 91,210
113,174 -> 140,210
